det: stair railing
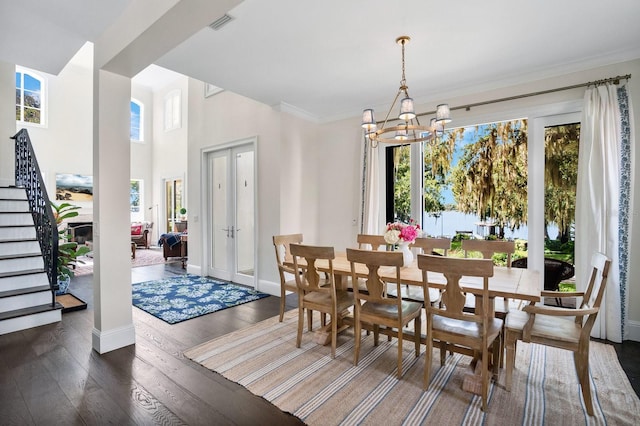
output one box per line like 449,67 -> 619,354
12,129 -> 58,306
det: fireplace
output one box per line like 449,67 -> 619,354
68,222 -> 93,244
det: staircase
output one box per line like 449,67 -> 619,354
0,186 -> 62,335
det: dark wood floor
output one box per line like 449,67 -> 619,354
1,261 -> 638,425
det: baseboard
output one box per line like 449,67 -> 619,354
258,279 -> 280,297
92,323 -> 136,354
186,264 -> 201,276
626,320 -> 640,342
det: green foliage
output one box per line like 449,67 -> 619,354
51,202 -> 90,278
392,145 -> 412,222
450,120 -> 528,233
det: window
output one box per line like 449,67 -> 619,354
130,99 -> 144,142
130,179 -> 143,222
164,90 -> 181,131
387,119 -> 528,241
16,67 -> 45,125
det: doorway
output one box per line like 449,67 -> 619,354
205,140 -> 256,287
164,177 -> 185,233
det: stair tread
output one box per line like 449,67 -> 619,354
0,238 -> 38,243
0,285 -> 51,299
0,302 -> 62,321
0,268 -> 46,279
0,252 -> 42,260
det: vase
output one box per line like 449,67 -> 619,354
56,275 -> 71,295
398,242 -> 413,267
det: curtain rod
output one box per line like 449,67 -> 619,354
414,74 -> 632,118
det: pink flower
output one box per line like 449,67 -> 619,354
384,220 -> 420,244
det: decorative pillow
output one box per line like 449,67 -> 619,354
131,223 -> 143,235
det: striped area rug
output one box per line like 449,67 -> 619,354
184,310 -> 639,425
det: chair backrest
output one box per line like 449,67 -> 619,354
411,237 -> 450,256
577,251 -> 611,334
357,234 -> 388,250
461,239 -> 515,266
346,248 -> 403,309
417,254 -> 494,324
290,243 -> 336,294
273,234 -> 303,270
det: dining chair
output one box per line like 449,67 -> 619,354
272,234 -> 304,322
461,238 -> 516,365
418,254 -> 501,411
357,234 -> 388,250
290,243 -> 355,358
411,236 -> 451,256
504,251 -> 611,416
346,248 -> 422,379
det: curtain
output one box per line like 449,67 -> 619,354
576,82 -> 634,343
360,137 -> 380,235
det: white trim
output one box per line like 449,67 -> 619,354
130,98 -> 144,142
15,66 -> 47,128
626,320 -> 640,342
258,279 -> 280,297
273,101 -> 319,123
200,136 -> 259,289
91,323 -> 136,354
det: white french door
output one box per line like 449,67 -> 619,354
206,142 -> 256,286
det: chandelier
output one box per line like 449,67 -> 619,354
361,36 -> 451,147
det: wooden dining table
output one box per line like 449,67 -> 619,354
286,252 -> 540,393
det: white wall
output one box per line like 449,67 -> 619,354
0,61 -> 15,185
151,78 -> 189,237
18,44 -> 94,216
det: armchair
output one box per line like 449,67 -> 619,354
131,221 -> 153,249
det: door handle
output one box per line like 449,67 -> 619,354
222,227 -> 230,237
230,226 -> 235,238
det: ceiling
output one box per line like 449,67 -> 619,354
3,0 -> 640,122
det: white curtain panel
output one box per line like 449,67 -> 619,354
576,82 -> 633,343
360,138 -> 379,235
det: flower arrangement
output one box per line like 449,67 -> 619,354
384,219 -> 421,245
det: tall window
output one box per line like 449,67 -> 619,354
16,67 -> 45,125
164,89 -> 181,131
130,99 -> 144,142
130,179 -> 143,222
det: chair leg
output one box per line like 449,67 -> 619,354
354,315 -> 361,366
491,336 -> 501,381
481,346 -> 489,411
279,287 -> 286,322
440,342 -> 447,366
308,309 -> 313,332
331,312 -> 337,359
397,329 -> 404,379
373,324 -> 380,346
574,350 -> 594,416
297,307 -> 304,348
414,317 -> 421,357
424,332 -> 433,389
505,332 -> 516,391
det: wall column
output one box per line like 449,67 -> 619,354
91,67 -> 135,353
0,61 -> 15,186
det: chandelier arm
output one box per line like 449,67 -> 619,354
379,89 -> 404,129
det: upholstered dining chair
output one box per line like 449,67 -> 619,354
418,254 -> 501,411
272,234 -> 304,322
290,244 -> 355,359
346,248 -> 422,379
505,251 -> 611,416
357,234 -> 388,251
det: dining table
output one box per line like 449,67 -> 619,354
286,251 -> 541,394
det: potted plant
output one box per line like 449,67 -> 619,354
179,207 -> 187,220
52,202 -> 91,295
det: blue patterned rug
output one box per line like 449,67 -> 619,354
132,274 -> 269,324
